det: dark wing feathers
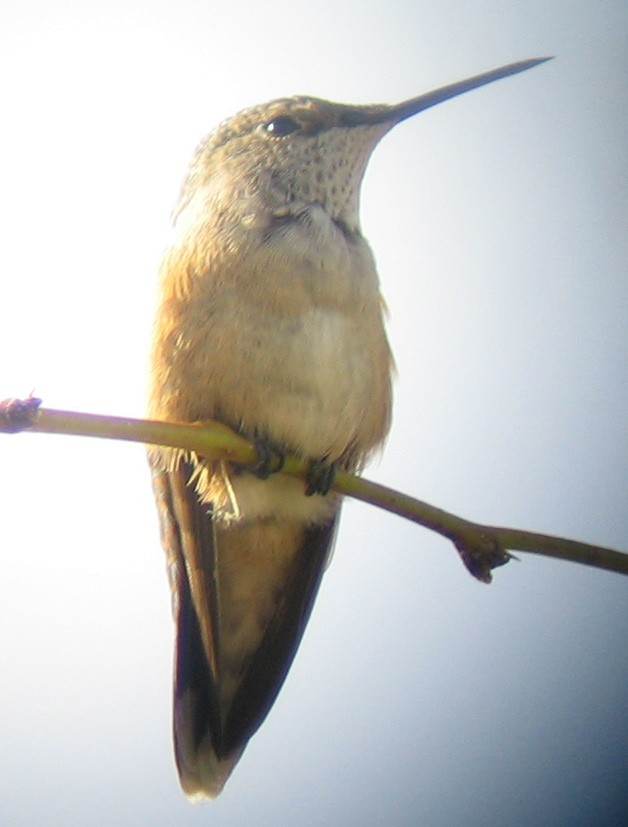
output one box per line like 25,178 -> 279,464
152,458 -> 336,795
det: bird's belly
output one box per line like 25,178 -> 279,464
259,307 -> 374,456
229,289 -> 387,474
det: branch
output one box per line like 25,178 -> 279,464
1,396 -> 626,582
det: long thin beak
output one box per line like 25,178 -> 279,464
391,57 -> 552,123
342,58 -> 553,127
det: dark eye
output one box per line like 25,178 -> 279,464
263,116 -> 301,137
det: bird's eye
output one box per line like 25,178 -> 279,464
263,116 -> 301,137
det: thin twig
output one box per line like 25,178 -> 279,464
1,398 -> 626,581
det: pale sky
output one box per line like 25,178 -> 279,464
0,2 -> 626,826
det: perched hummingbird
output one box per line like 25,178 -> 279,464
148,57 -> 550,799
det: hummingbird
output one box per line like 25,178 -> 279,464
148,57 -> 550,799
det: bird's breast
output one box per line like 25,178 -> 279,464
220,212 -> 391,460
152,201 -> 393,471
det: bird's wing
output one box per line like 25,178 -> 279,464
151,458 -> 337,799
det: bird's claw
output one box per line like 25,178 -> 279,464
305,458 -> 336,496
250,438 -> 285,479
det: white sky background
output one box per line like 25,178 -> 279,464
0,2 -> 626,825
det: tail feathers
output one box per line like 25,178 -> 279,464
172,551 -> 239,799
152,460 -> 337,799
174,688 -> 243,800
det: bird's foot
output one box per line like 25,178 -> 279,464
305,458 -> 336,496
250,437 -> 285,479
